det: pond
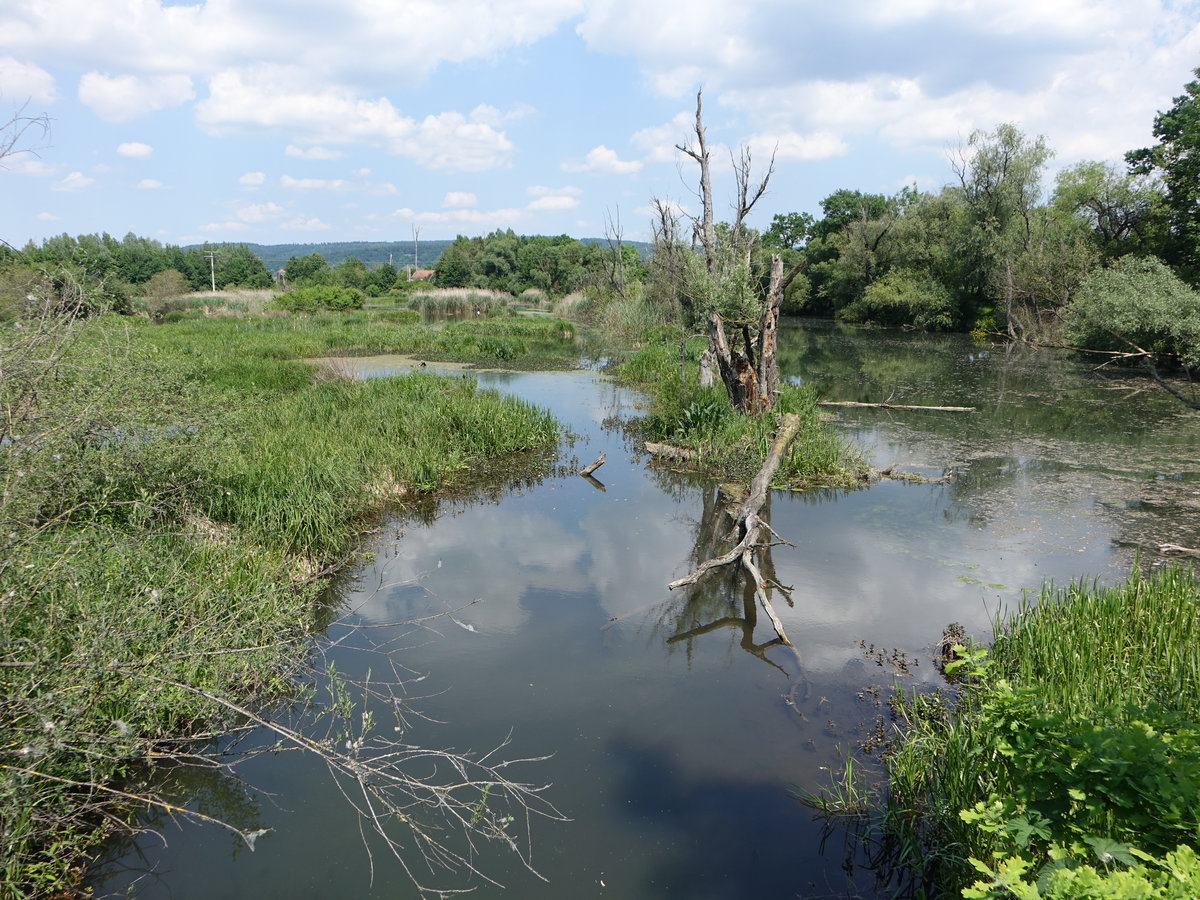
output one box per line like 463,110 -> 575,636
89,321 -> 1200,899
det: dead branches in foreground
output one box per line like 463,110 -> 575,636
121,642 -> 568,896
668,413 -> 802,646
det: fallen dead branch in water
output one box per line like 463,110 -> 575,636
818,400 -> 977,412
644,441 -> 699,461
667,413 -> 802,647
578,453 -> 606,476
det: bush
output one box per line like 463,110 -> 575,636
839,269 -> 956,330
1066,255 -> 1200,367
273,285 -> 364,313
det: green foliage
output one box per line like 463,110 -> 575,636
616,337 -> 867,487
284,252 -> 333,287
839,269 -> 956,330
1053,161 -> 1166,259
964,843 -> 1200,900
273,284 -> 365,312
6,234 -> 273,300
763,211 -> 815,250
432,230 -> 619,297
0,304 -> 563,895
1127,68 -> 1200,283
1065,255 -> 1200,367
871,567 -> 1200,896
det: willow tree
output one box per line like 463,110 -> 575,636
675,90 -> 802,414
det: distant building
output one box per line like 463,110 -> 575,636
409,268 -> 435,281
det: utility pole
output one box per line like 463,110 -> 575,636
412,225 -> 420,270
203,250 -> 218,291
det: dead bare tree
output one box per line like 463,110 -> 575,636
601,207 -> 630,302
675,90 -> 803,414
0,102 -> 49,170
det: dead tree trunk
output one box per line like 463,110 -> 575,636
677,89 -> 792,415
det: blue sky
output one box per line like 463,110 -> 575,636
1,0 -> 1198,248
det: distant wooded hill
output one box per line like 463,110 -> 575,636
234,238 -> 650,273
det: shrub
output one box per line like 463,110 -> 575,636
839,269 -> 956,330
273,285 -> 364,313
1065,255 -> 1200,367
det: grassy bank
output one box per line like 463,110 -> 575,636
616,333 -> 868,488
0,308 -> 563,897
847,567 -> 1200,898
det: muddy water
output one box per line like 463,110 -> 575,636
90,322 -> 1200,899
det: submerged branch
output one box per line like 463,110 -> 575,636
667,413 -> 802,647
818,400 -> 977,412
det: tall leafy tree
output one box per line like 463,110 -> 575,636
952,123 -> 1053,336
1127,68 -> 1200,283
1053,161 -> 1166,259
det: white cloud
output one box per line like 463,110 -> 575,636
196,66 -> 516,171
116,141 -> 153,159
282,216 -> 332,231
0,57 -> 56,103
392,205 -> 524,228
285,144 -> 344,160
235,201 -> 286,222
528,194 -> 580,211
526,184 -> 582,210
9,158 -> 56,176
78,72 -> 194,122
0,0 -> 582,85
239,171 -> 266,187
745,130 -> 849,161
136,178 -> 164,189
52,171 -> 94,192
583,0 -> 1200,170
631,111 -> 695,163
562,144 -> 643,175
36,211 -> 59,221
199,221 -> 249,233
442,191 -> 478,208
281,174 -> 351,191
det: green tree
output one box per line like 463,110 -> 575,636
952,123 -> 1053,337
433,236 -> 479,288
284,252 -> 332,287
1127,68 -> 1200,283
1065,255 -> 1200,407
216,244 -> 272,289
333,256 -> 367,290
1053,160 -> 1166,258
763,212 -> 815,250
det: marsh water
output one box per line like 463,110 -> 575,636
90,321 -> 1200,899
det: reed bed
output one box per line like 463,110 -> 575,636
408,288 -> 513,316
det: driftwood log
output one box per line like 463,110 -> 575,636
579,453 -> 606,476
644,442 -> 699,461
818,400 -> 976,412
667,412 -> 802,646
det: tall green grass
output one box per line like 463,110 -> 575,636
0,308 -> 563,896
616,335 -> 867,487
408,288 -> 512,316
872,567 -> 1200,896
130,310 -> 578,373
207,374 -> 557,557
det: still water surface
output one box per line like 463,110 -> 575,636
91,321 -> 1200,898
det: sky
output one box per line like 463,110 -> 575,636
1,0 -> 1198,249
